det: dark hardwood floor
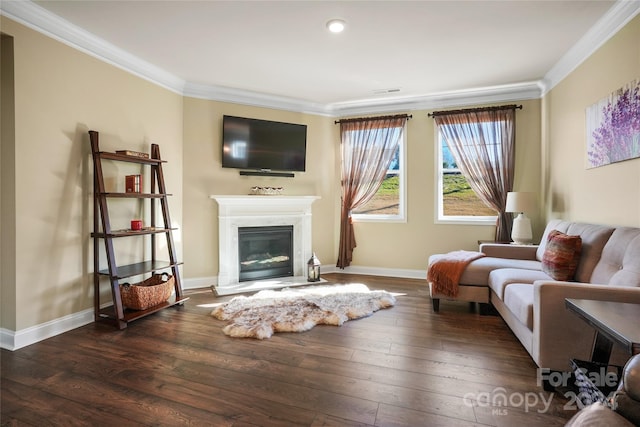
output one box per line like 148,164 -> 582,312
1,273 -> 577,426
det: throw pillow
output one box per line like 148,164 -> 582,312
542,230 -> 582,281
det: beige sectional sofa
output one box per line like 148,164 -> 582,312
428,219 -> 640,372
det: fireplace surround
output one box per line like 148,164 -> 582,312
210,195 -> 320,295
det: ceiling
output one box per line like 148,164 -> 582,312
4,1 -> 639,115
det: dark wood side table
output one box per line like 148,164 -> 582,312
565,298 -> 640,364
477,240 -> 511,245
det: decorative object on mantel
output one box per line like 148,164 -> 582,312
211,283 -> 396,339
250,186 -> 284,195
307,252 -> 321,282
586,78 -> 640,169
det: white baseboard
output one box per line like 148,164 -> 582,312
0,307 -> 94,351
182,276 -> 216,290
1,265 -> 426,351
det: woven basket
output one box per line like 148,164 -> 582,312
120,273 -> 174,310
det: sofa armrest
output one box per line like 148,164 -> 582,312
614,354 -> 640,425
533,281 -> 640,372
479,243 -> 538,260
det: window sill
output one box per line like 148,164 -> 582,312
435,217 -> 497,225
352,215 -> 406,223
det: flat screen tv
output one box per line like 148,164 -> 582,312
221,115 -> 307,172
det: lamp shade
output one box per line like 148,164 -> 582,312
505,192 -> 536,213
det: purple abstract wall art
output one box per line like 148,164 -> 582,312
586,79 -> 640,169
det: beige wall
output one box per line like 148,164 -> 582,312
1,17 -> 184,331
182,98 -> 339,280
544,15 -> 640,227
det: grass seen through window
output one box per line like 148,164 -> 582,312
443,173 -> 496,216
355,173 -> 495,216
352,175 -> 399,215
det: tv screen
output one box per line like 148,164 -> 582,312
222,115 -> 307,172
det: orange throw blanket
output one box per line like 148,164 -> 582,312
427,250 -> 486,298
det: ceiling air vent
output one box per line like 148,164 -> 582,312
372,88 -> 401,95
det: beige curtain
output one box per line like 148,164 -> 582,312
337,115 -> 407,269
434,107 -> 516,242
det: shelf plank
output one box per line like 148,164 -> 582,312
97,295 -> 190,324
91,227 -> 178,238
97,260 -> 183,278
101,192 -> 172,198
98,151 -> 166,165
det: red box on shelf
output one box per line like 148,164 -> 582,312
125,174 -> 142,193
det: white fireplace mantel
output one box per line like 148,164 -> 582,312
210,195 -> 320,295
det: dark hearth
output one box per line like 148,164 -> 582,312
238,225 -> 294,282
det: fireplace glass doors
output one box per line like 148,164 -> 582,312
237,225 -> 294,282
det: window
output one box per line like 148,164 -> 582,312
436,125 -> 498,223
351,125 -> 406,222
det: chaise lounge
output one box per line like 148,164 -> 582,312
428,219 -> 640,372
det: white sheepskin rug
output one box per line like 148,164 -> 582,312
211,283 -> 396,339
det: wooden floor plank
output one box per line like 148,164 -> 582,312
1,273 -> 577,426
1,377 -> 147,426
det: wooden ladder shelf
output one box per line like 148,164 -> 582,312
89,130 -> 187,329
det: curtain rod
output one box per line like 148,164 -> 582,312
334,113 -> 412,124
427,104 -> 522,118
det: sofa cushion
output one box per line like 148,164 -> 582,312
542,230 -> 582,281
503,284 -> 534,330
488,268 -> 552,300
428,254 -> 541,287
536,220 -> 614,282
591,228 -> 640,287
459,257 -> 541,286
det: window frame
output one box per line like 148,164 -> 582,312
434,126 -> 498,225
351,125 -> 407,223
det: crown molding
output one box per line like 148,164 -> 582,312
326,81 -> 543,116
542,0 -> 640,95
0,0 -> 186,94
2,0 -> 637,115
183,82 -> 334,116
184,80 -> 542,117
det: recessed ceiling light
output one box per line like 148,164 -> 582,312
326,19 -> 346,33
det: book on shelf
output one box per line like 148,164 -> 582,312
125,174 -> 142,193
116,149 -> 149,159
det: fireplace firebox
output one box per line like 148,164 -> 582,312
238,225 -> 294,282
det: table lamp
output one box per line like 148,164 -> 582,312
506,192 -> 536,244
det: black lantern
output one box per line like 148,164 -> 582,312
307,252 -> 321,282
